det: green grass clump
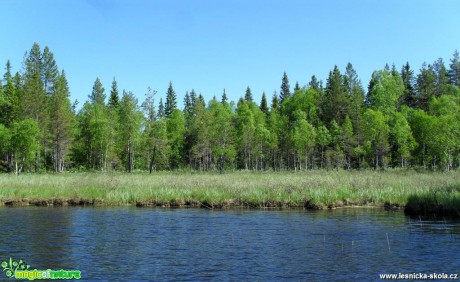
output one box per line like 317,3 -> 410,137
0,170 -> 459,217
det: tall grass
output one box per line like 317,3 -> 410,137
0,170 -> 459,216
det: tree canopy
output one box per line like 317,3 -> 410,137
1,43 -> 459,172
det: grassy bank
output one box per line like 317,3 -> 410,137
0,170 -> 459,217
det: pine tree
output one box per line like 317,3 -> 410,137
22,43 -> 48,171
42,46 -> 59,95
164,82 -> 177,118
89,77 -> 106,105
49,70 -> 73,172
108,77 -> 120,108
260,92 -> 268,115
141,87 -> 156,123
244,86 -> 253,101
279,72 -> 291,104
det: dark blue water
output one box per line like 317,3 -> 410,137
0,207 -> 459,281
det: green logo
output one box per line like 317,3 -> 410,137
1,258 -> 81,280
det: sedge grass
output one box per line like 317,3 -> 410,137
0,170 -> 459,216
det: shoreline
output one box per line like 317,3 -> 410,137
0,170 -> 459,218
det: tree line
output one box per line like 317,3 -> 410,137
0,43 -> 459,173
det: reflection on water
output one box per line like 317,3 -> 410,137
0,207 -> 459,281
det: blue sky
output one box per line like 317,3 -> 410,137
1,0 -> 459,109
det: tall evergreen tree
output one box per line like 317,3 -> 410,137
190,89 -> 197,107
279,72 -> 291,104
320,65 -> 348,125
183,91 -> 192,116
294,81 -> 300,92
309,75 -> 321,92
432,58 -> 450,97
448,50 -> 460,87
271,91 -> 279,111
401,62 -> 416,107
260,92 -> 268,115
1,61 -> 16,127
108,77 -> 120,108
416,63 -> 436,110
164,82 -> 177,118
22,43 -> 49,171
157,98 -> 165,119
343,63 -> 365,146
221,89 -> 228,104
42,46 -> 59,95
244,86 -> 253,101
49,70 -> 73,172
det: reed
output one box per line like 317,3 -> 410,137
0,169 -> 459,217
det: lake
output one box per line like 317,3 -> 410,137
0,207 -> 459,281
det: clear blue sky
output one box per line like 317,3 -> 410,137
1,0 -> 459,109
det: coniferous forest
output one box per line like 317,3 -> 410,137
1,43 -> 460,174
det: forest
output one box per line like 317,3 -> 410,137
0,43 -> 459,174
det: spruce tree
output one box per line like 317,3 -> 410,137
260,92 -> 268,115
190,89 -> 197,106
157,98 -> 165,119
164,82 -> 177,118
221,89 -> 228,104
433,58 -> 450,97
309,75 -> 321,92
244,86 -> 253,101
294,81 -> 300,92
401,62 -> 416,107
321,65 -> 347,125
448,50 -> 460,87
108,77 -> 120,108
271,91 -> 279,111
279,72 -> 291,104
416,63 -> 436,110
183,91 -> 192,116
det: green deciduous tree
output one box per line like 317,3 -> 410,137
362,109 -> 389,169
390,112 -> 416,167
290,110 -> 316,170
118,90 -> 143,172
89,77 -> 106,105
367,70 -> 404,116
11,119 -> 41,174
